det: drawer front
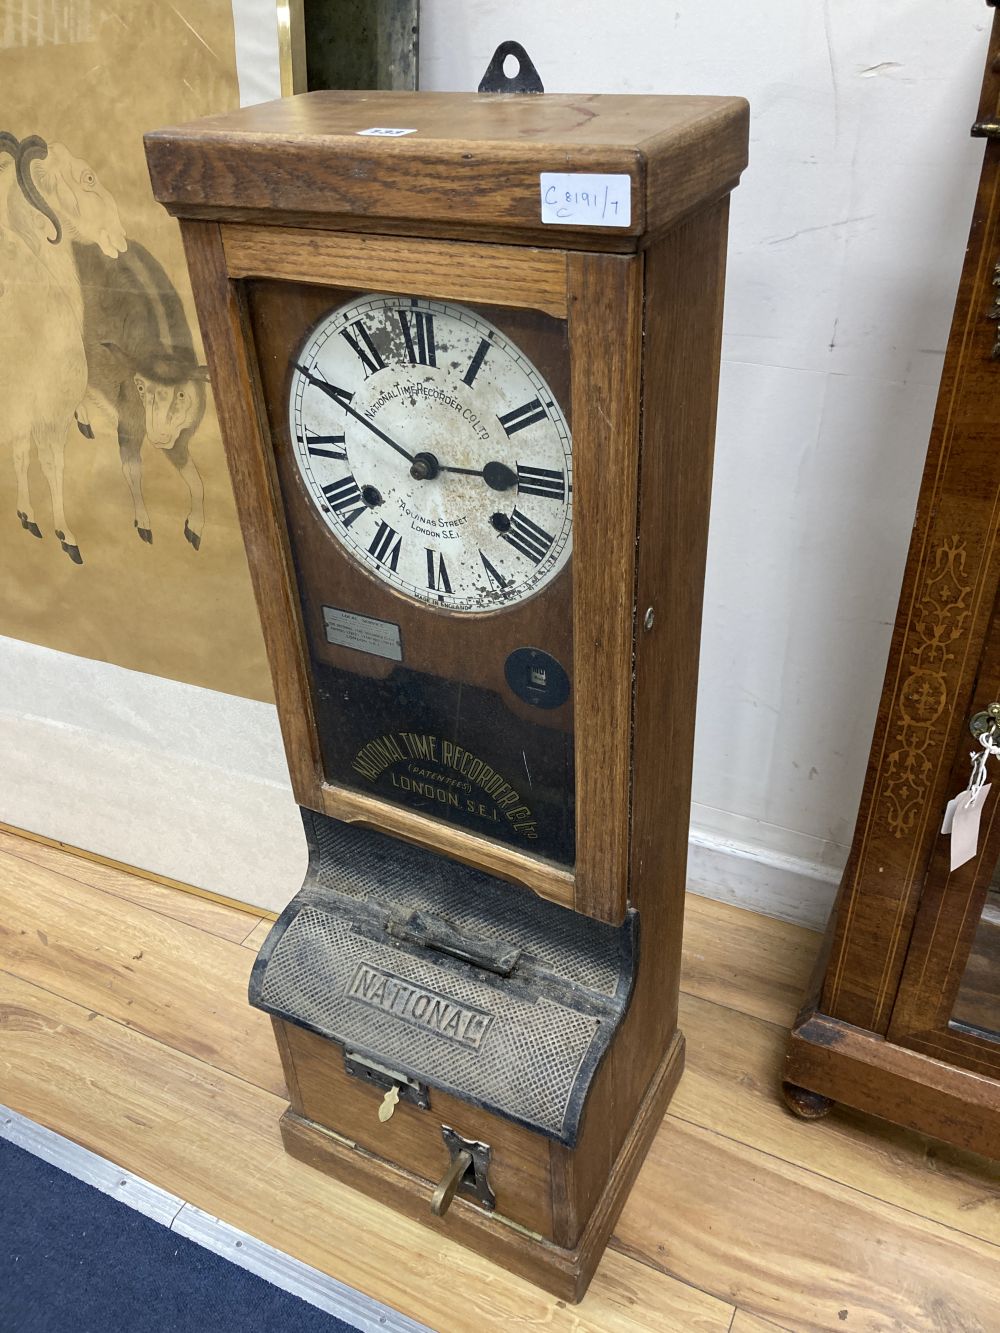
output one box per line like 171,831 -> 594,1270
274,1018 -> 555,1239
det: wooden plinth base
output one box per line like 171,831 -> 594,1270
280,1031 -> 684,1303
785,1012 -> 1000,1157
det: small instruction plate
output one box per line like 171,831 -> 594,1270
540,173 -> 632,227
356,127 -> 417,137
324,606 -> 403,661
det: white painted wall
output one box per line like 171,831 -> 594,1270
0,3 -> 992,927
231,0 -> 283,106
421,0 -> 992,920
0,637 -> 306,913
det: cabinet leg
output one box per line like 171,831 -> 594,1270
782,1080 -> 834,1120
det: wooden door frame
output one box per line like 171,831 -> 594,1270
179,220 -> 642,922
819,123 -> 1000,1034
783,11 -> 1000,1154
884,580 -> 1000,1078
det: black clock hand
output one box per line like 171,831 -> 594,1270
405,453 -> 516,490
298,366 -> 517,490
296,365 -> 416,466
437,460 -> 517,492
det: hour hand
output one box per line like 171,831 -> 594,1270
437,460 -> 517,492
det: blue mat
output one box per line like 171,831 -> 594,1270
0,1139 -> 360,1333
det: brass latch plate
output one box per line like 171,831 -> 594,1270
430,1126 -> 495,1215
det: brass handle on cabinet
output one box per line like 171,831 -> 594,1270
431,1127 -> 496,1214
431,1149 -> 474,1217
969,703 -> 1000,738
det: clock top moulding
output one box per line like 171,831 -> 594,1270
144,91 -> 749,251
145,90 -> 749,926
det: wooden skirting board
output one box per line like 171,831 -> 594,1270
0,814 -> 843,932
0,820 -> 277,922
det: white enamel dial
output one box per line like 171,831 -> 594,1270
288,295 -> 572,613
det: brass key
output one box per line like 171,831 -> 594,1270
378,1085 -> 400,1123
431,1149 -> 474,1217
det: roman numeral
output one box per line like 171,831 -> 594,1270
499,508 -> 555,564
426,548 -> 452,594
479,551 -> 509,591
298,367 -> 354,409
369,520 -> 402,571
498,398 -> 547,436
516,463 -> 565,501
340,320 -> 385,377
462,338 -> 491,387
398,308 -> 436,366
303,428 -> 347,460
321,475 -> 365,527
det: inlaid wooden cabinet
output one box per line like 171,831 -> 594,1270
784,8 -> 1000,1153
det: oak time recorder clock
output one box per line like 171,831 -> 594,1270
146,64 -> 748,1301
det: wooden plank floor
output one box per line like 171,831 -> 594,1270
3,828 -> 1000,1331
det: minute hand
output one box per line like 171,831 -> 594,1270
296,365 -> 415,465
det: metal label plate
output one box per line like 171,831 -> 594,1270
323,605 -> 402,661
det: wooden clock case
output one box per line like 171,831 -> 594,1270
783,9 -> 1000,1158
145,89 -> 748,1300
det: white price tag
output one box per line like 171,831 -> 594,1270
540,173 -> 632,227
948,783 -> 991,871
356,127 -> 417,137
941,794 -> 961,836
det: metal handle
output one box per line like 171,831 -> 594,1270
388,910 -> 521,976
969,702 -> 1000,738
431,1149 -> 474,1217
433,1127 -> 496,1214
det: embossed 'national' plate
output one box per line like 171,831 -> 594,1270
250,811 -> 637,1146
261,904 -> 601,1140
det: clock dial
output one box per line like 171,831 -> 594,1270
288,295 -> 572,612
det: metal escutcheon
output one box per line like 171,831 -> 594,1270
430,1127 -> 496,1216
969,702 -> 1000,738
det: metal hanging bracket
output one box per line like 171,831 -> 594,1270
478,41 -> 544,95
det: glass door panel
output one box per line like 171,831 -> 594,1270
951,870 -> 1000,1041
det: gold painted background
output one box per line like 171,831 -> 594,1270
0,1 -> 272,702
